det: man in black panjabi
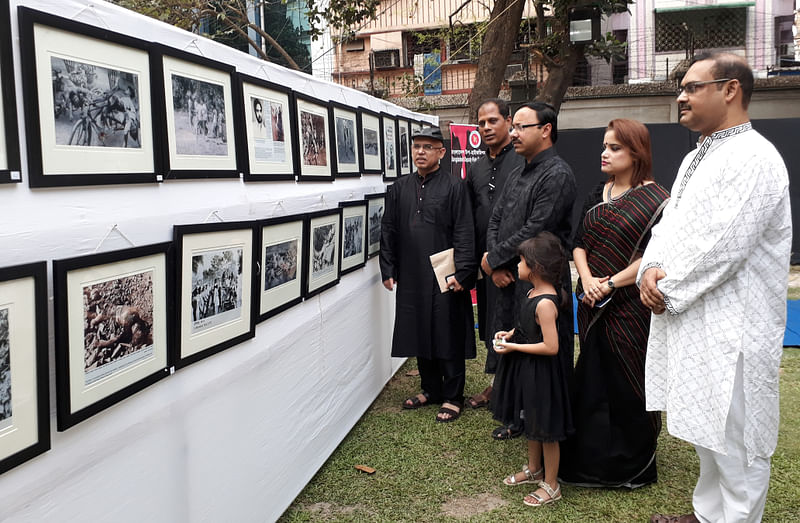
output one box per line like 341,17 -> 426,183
380,127 -> 476,423
465,98 -> 525,410
481,102 -> 577,439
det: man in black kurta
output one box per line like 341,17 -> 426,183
380,127 -> 476,423
465,99 -> 525,409
481,102 -> 577,438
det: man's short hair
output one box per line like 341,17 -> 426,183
517,102 -> 558,143
691,51 -> 754,109
478,98 -> 510,119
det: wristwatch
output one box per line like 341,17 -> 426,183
607,279 -> 616,289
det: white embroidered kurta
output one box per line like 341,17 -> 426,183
638,123 -> 791,463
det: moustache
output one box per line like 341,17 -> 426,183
679,102 -> 691,112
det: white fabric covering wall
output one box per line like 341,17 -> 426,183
0,1 -> 434,520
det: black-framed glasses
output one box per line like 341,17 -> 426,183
412,143 -> 443,152
511,122 -> 546,133
676,78 -> 731,96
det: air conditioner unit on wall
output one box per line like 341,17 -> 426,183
374,49 -> 400,69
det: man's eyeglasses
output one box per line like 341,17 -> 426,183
676,78 -> 731,96
511,122 -> 546,133
412,144 -> 443,152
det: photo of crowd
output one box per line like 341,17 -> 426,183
82,272 -> 154,386
264,239 -> 298,291
368,202 -> 384,246
300,110 -> 327,167
171,74 -> 227,156
335,116 -> 356,165
0,309 -> 10,427
191,248 -> 243,332
51,57 -> 140,148
343,216 -> 364,259
364,128 -> 379,156
312,224 -> 336,278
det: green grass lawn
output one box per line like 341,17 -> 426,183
280,333 -> 800,522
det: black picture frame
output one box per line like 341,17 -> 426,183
329,101 -> 360,178
152,43 -> 241,179
18,7 -> 159,187
235,73 -> 296,182
397,118 -> 412,177
365,192 -> 386,258
380,113 -> 399,181
303,208 -> 342,297
255,215 -> 306,322
0,261 -> 50,475
174,221 -> 256,369
338,200 -> 367,275
53,243 -> 173,431
294,92 -> 333,182
357,107 -> 382,175
0,1 -> 21,184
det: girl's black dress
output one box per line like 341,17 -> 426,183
491,294 -> 573,442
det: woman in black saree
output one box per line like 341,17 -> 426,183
560,119 -> 669,488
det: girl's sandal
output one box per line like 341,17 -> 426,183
523,481 -> 561,507
503,464 -> 543,486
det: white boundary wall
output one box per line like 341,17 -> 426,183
0,1 -> 433,520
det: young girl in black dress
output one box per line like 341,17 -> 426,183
491,231 -> 572,507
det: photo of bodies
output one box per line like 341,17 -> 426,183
335,116 -> 356,164
363,128 -> 379,157
191,248 -> 243,333
384,123 -> 395,170
312,224 -> 336,278
171,74 -> 227,156
399,125 -> 409,170
51,57 -> 140,148
264,239 -> 298,291
83,272 -> 154,386
251,96 -> 286,162
369,202 -> 384,246
0,308 -> 11,429
343,215 -> 364,259
300,110 -> 327,167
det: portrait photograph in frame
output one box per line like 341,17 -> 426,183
303,208 -> 342,298
397,118 -> 412,177
380,113 -> 399,181
0,1 -> 20,184
174,221 -> 255,369
236,73 -> 296,182
365,192 -> 386,258
0,261 -> 50,475
338,200 -> 367,275
255,215 -> 305,322
294,93 -> 333,182
357,107 -> 382,175
153,44 -> 240,179
53,243 -> 172,431
18,7 -> 158,187
329,102 -> 359,178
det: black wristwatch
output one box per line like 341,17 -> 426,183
607,279 -> 616,289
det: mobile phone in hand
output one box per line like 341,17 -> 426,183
577,292 -> 611,308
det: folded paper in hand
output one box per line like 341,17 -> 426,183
429,248 -> 456,293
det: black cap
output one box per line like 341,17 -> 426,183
411,126 -> 444,143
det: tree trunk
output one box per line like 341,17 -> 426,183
466,0 -> 526,122
535,46 -> 582,112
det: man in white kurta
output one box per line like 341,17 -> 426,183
638,53 -> 791,523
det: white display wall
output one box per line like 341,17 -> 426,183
0,1 -> 435,520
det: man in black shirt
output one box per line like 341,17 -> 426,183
482,102 -> 577,439
465,99 -> 525,411
380,127 -> 476,423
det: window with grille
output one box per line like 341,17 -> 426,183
654,8 -> 747,53
405,31 -> 443,68
448,25 -> 480,62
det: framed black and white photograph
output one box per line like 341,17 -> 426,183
256,215 -> 305,322
154,44 -> 240,179
397,118 -> 412,176
0,2 -> 20,184
294,93 -> 332,182
304,208 -> 341,297
18,7 -> 158,187
0,261 -> 49,475
236,73 -> 296,181
329,102 -> 359,177
365,192 -> 385,258
53,243 -> 172,431
381,113 -> 399,180
338,200 -> 367,275
174,221 -> 255,369
357,108 -> 382,175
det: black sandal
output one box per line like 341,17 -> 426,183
492,424 -> 522,440
435,401 -> 463,423
402,392 -> 432,410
